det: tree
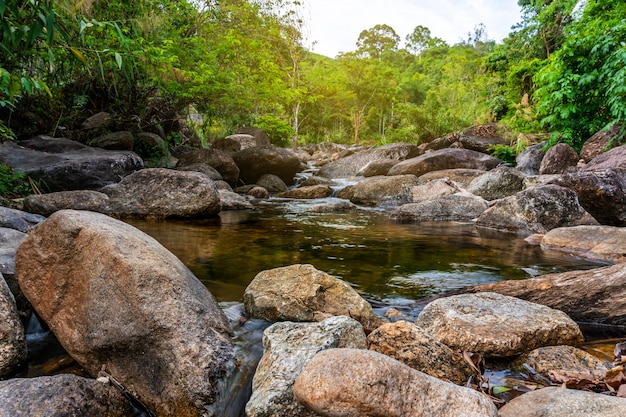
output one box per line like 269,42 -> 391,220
355,24 -> 400,60
405,25 -> 432,55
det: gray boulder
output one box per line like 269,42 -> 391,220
0,206 -> 45,233
232,146 -> 301,185
467,166 -> 526,201
417,168 -> 487,188
293,348 -> 498,417
356,159 -> 400,177
246,317 -> 367,417
176,162 -> 224,181
338,175 -> 420,206
0,274 -> 25,377
391,194 -> 489,222
256,174 -> 289,193
86,131 -> 134,151
23,190 -> 109,217
101,168 -> 221,218
415,292 -> 583,357
218,190 -> 254,210
584,144 -> 626,171
367,321 -> 474,385
550,169 -> 626,226
0,229 -> 30,323
176,147 -> 240,186
475,185 -> 597,236
243,264 -> 384,333
516,142 -> 545,175
0,138 -> 143,191
16,210 -> 235,417
388,148 -> 500,177
0,374 -> 134,417
498,387 -> 626,417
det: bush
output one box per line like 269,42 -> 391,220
253,115 -> 295,147
0,163 -> 33,199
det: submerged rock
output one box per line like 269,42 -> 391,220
16,210 -> 235,417
415,292 -> 583,357
0,374 -> 134,417
367,320 -> 474,385
246,317 -> 367,417
243,264 -> 384,333
293,348 -> 498,417
498,387 -> 626,417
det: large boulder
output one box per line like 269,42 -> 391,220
16,210 -> 235,417
86,131 -> 134,151
415,292 -> 583,357
498,387 -> 626,417
256,174 -> 289,193
387,148 -> 500,177
316,143 -> 420,178
235,127 -> 272,147
541,225 -> 626,263
367,321 -> 474,385
0,138 -> 143,191
539,143 -> 579,174
458,123 -> 511,154
0,274 -> 25,377
468,263 -> 626,326
417,168 -> 487,188
243,264 -> 384,333
100,168 -> 221,218
475,185 -> 597,236
293,348 -> 498,417
580,123 -> 622,162
175,147 -> 240,186
357,159 -> 400,177
549,169 -> 626,226
390,194 -> 489,222
584,144 -> 626,171
338,175 -> 420,206
466,166 -> 526,201
232,146 -> 301,185
246,317 -> 367,417
0,374 -> 134,417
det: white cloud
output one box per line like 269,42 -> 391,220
302,0 -> 522,57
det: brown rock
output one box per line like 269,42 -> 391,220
367,321 -> 474,384
519,345 -> 609,380
585,144 -> 626,171
417,168 -> 487,188
541,225 -> 626,263
293,348 -> 498,417
247,186 -> 270,199
0,274 -> 25,377
23,190 -> 109,217
468,263 -> 626,325
391,194 -> 489,222
357,159 -> 399,176
243,264 -> 384,333
16,210 -> 235,417
232,146 -> 301,185
415,292 -> 583,357
277,185 -> 333,199
580,123 -> 622,162
175,147 -> 240,186
539,143 -> 579,174
344,174 -> 420,206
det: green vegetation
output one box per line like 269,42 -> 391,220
0,163 -> 34,203
1,0 -> 624,153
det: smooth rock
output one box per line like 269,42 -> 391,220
0,229 -> 30,323
299,176 -> 335,187
232,146 -> 301,185
0,374 -> 133,417
356,159 -> 399,176
580,124 -> 622,162
101,168 -> 221,218
475,185 -> 597,236
498,387 -> 626,417
367,321 -> 474,385
516,142 -> 545,175
235,127 -> 272,147
318,143 -> 420,178
387,148 -> 500,177
245,317 -> 367,417
584,144 -> 626,171
539,143 -> 579,174
175,147 -> 240,186
466,166 -> 525,201
225,134 -> 256,150
0,206 -> 45,233
341,174 -> 420,206
86,131 -> 134,151
541,225 -> 626,263
256,174 -> 289,193
468,263 -> 626,326
247,186 -> 270,199
176,162 -> 224,181
277,185 -> 333,199
417,168 -> 487,188
408,178 -> 466,201
0,274 -> 25,377
415,292 -> 583,357
391,194 -> 489,222
549,169 -> 626,226
16,210 -> 235,417
293,348 -> 498,417
218,190 -> 254,210
23,190 -> 109,217
519,345 -> 609,380
243,264 -> 384,333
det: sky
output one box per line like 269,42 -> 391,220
302,0 -> 523,58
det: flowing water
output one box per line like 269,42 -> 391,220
19,196 -> 614,416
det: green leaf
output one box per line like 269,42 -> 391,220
114,52 -> 123,70
491,386 -> 512,395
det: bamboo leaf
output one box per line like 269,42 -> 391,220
70,47 -> 87,66
114,52 -> 123,70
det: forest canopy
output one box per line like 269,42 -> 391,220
0,0 -> 624,152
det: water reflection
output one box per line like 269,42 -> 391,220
127,199 -> 606,308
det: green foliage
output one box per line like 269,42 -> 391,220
0,163 -> 32,198
254,115 -> 295,147
535,0 -> 626,150
487,144 -> 516,164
